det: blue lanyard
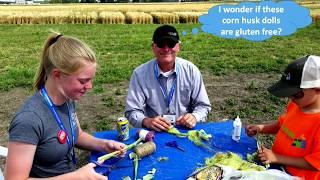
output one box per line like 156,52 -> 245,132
154,62 -> 178,112
40,87 -> 76,165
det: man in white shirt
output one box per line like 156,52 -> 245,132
125,25 -> 211,132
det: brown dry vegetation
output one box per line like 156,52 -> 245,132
0,3 -> 213,24
0,2 -> 319,25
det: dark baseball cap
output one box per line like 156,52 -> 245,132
267,55 -> 309,97
152,25 -> 180,45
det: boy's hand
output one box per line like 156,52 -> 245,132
245,124 -> 260,136
258,146 -> 277,164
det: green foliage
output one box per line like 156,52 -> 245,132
81,123 -> 89,131
167,127 -> 212,148
245,81 -> 259,91
80,0 -> 95,3
95,117 -> 114,131
115,88 -> 122,96
103,97 -> 115,107
1,24 -> 320,92
167,127 -> 188,138
225,98 -> 236,106
205,152 -> 265,171
246,152 -> 258,163
93,85 -> 104,93
187,129 -> 212,146
50,0 -> 79,3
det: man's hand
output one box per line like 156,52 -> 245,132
176,113 -> 196,129
142,116 -> 171,132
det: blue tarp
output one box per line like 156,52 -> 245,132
90,120 -> 258,179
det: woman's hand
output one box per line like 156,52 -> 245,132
102,140 -> 126,157
74,163 -> 108,180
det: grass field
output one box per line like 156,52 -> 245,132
1,24 -> 320,92
1,22 -> 320,171
1,0 -> 320,176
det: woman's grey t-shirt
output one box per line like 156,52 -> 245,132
9,92 -> 79,178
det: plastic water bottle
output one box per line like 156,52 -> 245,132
232,116 -> 242,141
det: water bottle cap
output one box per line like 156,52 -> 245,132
235,116 -> 241,122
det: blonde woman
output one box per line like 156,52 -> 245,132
5,33 -> 125,180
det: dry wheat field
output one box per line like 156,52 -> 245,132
0,2 -> 319,25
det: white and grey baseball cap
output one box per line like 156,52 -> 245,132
268,55 -> 320,97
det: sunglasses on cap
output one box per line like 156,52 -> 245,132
155,40 -> 177,48
290,90 -> 304,99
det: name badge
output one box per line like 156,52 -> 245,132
163,114 -> 176,125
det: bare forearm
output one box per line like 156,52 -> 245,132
76,131 -> 104,152
276,154 -> 317,171
27,171 -> 78,180
260,122 -> 279,134
8,170 -> 78,180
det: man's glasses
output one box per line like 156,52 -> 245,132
291,90 -> 304,99
155,40 -> 177,48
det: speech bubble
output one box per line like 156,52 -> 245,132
198,1 -> 312,41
